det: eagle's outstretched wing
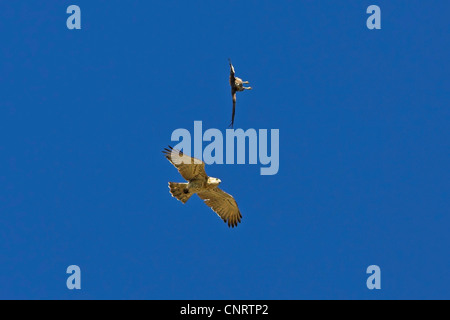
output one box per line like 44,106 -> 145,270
197,188 -> 242,228
162,146 -> 207,181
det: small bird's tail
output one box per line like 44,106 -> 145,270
168,182 -> 193,204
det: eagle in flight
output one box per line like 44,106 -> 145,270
163,146 -> 242,228
229,59 -> 252,128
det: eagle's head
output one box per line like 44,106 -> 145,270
208,177 -> 221,187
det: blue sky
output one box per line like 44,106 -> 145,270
1,1 -> 449,299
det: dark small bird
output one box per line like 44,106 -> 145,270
228,59 -> 252,128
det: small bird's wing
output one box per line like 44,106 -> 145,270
229,88 -> 237,128
197,188 -> 242,228
162,146 -> 207,181
229,59 -> 236,85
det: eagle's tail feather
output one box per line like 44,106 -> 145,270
168,182 -> 193,204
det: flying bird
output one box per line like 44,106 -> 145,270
228,59 -> 252,128
163,146 -> 242,228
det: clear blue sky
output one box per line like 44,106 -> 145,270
1,1 -> 449,299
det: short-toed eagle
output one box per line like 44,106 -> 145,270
163,146 -> 242,228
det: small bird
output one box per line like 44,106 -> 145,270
228,59 -> 252,128
163,146 -> 242,228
